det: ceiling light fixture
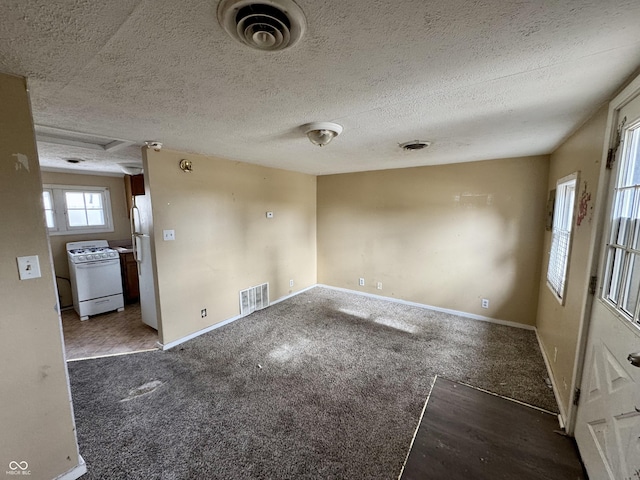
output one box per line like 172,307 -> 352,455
304,122 -> 343,147
119,164 -> 144,175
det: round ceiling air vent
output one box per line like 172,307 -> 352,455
217,0 -> 306,51
399,140 -> 432,151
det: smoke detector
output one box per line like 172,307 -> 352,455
399,140 -> 432,151
144,141 -> 163,151
217,0 -> 306,51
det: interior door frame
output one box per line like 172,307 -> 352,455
565,72 -> 640,434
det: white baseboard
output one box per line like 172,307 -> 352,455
269,284 -> 317,306
160,314 -> 243,350
535,330 -> 567,426
159,285 -> 317,350
317,284 -> 536,331
55,455 -> 86,480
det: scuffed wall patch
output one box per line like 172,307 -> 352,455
545,189 -> 556,231
12,153 -> 30,172
454,192 -> 494,208
577,181 -> 592,227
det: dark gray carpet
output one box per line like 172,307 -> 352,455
68,286 -> 557,479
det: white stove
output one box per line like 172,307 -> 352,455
66,240 -> 124,320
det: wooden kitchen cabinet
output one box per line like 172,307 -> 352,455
124,174 -> 145,217
124,174 -> 145,196
130,174 -> 145,195
120,252 -> 140,304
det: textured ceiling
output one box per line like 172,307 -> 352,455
1,0 -> 640,175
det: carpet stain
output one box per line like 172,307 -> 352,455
268,338 -> 312,362
120,380 -> 163,402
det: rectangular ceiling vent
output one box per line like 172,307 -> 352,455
239,283 -> 269,317
34,125 -> 134,152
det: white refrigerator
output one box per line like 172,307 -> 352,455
131,195 -> 158,330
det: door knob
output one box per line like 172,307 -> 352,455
629,352 -> 640,368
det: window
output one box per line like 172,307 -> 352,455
603,124 -> 640,324
547,173 -> 578,303
42,185 -> 114,236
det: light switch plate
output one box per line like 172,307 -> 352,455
17,255 -> 41,280
163,229 -> 175,241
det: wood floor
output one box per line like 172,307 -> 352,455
61,303 -> 158,361
401,377 -> 586,480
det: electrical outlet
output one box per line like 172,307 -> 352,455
201,308 -> 207,318
481,298 -> 489,309
377,282 -> 382,290
289,279 -> 294,287
163,229 -> 175,241
359,278 -> 365,286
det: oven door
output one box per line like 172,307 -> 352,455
73,259 -> 123,301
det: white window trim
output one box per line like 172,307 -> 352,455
546,172 -> 579,304
42,187 -> 58,232
43,184 -> 114,236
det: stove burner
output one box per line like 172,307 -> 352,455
67,245 -> 119,263
69,247 -> 112,255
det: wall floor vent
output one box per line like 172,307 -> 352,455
240,283 -> 269,316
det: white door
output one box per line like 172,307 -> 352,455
575,89 -> 640,480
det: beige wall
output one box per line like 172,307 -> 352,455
143,148 -> 317,345
536,105 -> 608,415
317,156 -> 550,326
41,171 -> 131,307
0,74 -> 82,479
